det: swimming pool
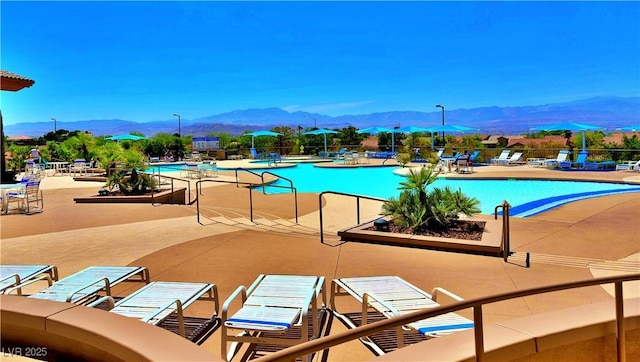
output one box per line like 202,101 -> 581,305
146,163 -> 640,217
244,163 -> 640,217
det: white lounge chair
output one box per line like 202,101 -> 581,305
91,281 -> 220,344
0,265 -> 59,294
490,149 -> 511,164
21,266 -> 149,304
331,276 -> 473,355
221,274 -> 331,361
542,150 -> 570,169
497,151 -> 523,166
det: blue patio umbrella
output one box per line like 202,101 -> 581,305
531,122 -> 602,151
302,128 -> 338,155
105,133 -> 148,141
244,130 -> 282,148
424,124 -> 478,150
357,126 -> 397,152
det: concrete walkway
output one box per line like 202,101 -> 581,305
1,161 -> 639,361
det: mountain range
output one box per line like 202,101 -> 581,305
5,96 -> 639,138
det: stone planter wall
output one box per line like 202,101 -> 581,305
337,215 -> 504,256
74,188 -> 186,205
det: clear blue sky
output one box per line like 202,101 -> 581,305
2,1 -> 639,125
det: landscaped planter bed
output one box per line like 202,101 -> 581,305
337,215 -> 504,256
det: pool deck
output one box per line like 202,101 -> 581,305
1,159 -> 639,361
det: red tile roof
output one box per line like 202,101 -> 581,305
1,70 -> 35,91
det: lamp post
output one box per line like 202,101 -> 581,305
435,104 -> 445,140
173,113 -> 181,137
51,118 -> 57,133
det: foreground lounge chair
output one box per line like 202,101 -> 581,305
221,274 -> 332,361
331,275 -> 473,355
0,265 -> 59,294
92,281 -> 220,345
15,266 -> 150,304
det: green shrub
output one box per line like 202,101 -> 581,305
381,167 -> 480,232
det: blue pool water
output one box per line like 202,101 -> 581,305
147,163 -> 640,217
248,164 -> 640,217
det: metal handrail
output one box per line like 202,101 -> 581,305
318,191 -> 385,245
195,179 -> 257,225
494,200 -> 512,263
147,172 -> 193,205
260,171 -> 298,223
234,168 -> 263,188
254,273 -> 640,362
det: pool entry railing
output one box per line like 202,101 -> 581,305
318,191 -> 386,245
148,172 -> 194,205
194,168 -> 299,225
252,273 -> 640,362
494,200 -> 516,263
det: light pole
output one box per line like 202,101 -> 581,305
51,118 -> 57,133
304,115 -> 317,129
435,104 -> 445,140
173,114 -> 181,137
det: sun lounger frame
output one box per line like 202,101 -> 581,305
221,274 -> 328,361
25,266 -> 149,304
330,276 -> 473,355
91,281 -> 220,344
0,265 -> 59,295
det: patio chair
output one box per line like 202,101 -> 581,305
559,150 -> 588,169
497,151 -> 523,166
250,148 -> 261,159
0,265 -> 59,295
221,274 -> 332,362
12,266 -> 150,305
331,276 -> 473,355
490,149 -> 511,164
616,160 -> 640,172
2,180 -> 44,215
68,159 -> 89,176
543,150 -> 570,169
91,281 -> 220,345
455,150 -> 480,173
268,152 -> 282,166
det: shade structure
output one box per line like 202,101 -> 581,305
357,126 -> 397,152
531,122 -> 602,151
244,130 -> 282,148
424,124 -> 478,150
395,126 -> 432,133
618,125 -> 640,132
105,134 -> 148,141
302,128 -> 338,155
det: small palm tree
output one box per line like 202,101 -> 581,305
382,167 -> 480,233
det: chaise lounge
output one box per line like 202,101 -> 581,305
330,275 -> 473,355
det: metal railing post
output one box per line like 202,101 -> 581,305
474,305 -> 485,362
615,281 -> 626,362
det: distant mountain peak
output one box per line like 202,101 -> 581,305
5,97 -> 639,137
